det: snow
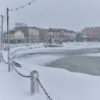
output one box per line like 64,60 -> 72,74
1,62 -> 100,100
83,53 -> 100,57
15,55 -> 63,66
0,63 -> 46,100
1,42 -> 100,100
4,42 -> 100,59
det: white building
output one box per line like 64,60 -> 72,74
15,27 -> 40,43
3,30 -> 25,43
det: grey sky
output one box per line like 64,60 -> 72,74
0,0 -> 100,31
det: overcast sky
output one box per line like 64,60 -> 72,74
1,0 -> 100,31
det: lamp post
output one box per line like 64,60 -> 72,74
0,15 -> 3,51
0,15 -> 4,63
7,8 -> 10,72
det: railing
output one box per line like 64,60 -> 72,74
37,78 -> 53,100
0,54 -> 53,100
11,62 -> 31,78
1,54 -> 8,64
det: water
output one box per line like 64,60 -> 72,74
17,47 -> 100,76
48,55 -> 100,76
47,48 -> 100,76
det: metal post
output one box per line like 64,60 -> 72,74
7,8 -> 10,72
0,53 -> 2,63
0,15 -> 3,50
30,70 -> 39,95
0,15 -> 3,62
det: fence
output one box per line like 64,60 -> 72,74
0,54 -> 53,100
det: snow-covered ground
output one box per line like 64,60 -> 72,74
15,55 -> 63,66
84,53 -> 100,57
1,42 -> 100,100
4,42 -> 100,58
1,61 -> 100,100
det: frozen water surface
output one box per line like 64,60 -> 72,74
16,47 -> 100,76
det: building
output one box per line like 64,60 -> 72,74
3,26 -> 48,44
39,29 -> 48,43
48,28 -> 76,43
81,27 -> 100,41
3,30 -> 25,43
76,33 -> 88,42
15,27 -> 40,43
3,27 -> 77,44
15,23 -> 27,28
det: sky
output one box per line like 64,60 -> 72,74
0,0 -> 100,32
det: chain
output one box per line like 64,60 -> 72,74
37,78 -> 53,100
1,55 -> 8,64
11,62 -> 31,78
1,52 -> 53,99
1,54 -> 30,78
9,0 -> 36,12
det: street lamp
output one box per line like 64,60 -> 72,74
0,15 -> 4,63
0,15 -> 3,51
7,8 -> 10,72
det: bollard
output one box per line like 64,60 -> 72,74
30,70 -> 39,95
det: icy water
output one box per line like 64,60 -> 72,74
47,48 -> 100,76
17,48 -> 100,76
